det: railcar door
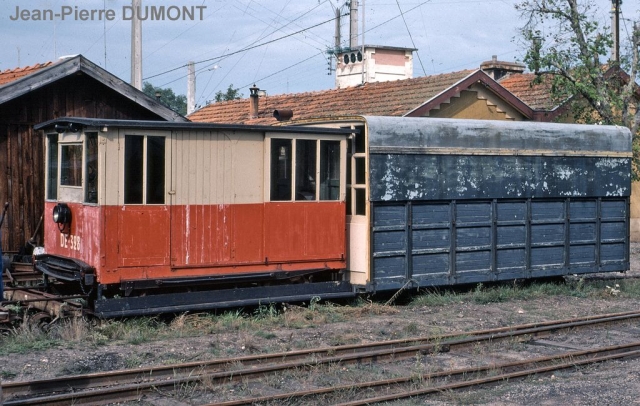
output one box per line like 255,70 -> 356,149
117,130 -> 171,268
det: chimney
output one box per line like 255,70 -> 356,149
480,55 -> 525,81
249,84 -> 259,118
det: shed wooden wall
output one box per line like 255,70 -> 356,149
0,73 -> 166,252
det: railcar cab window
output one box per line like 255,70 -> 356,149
270,138 -> 341,202
46,134 -> 58,200
124,135 -> 166,204
60,144 -> 82,187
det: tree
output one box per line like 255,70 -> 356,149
214,84 -> 243,102
142,81 -> 187,116
516,0 -> 640,174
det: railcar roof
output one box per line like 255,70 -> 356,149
34,117 -> 356,136
362,116 -> 632,153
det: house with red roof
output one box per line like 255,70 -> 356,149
0,55 -> 187,251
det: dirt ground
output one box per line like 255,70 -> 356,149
2,245 -> 640,405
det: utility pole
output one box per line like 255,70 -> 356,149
131,0 -> 142,90
611,0 -> 620,64
187,62 -> 195,115
349,0 -> 358,49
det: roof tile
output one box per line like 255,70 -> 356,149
0,62 -> 54,86
188,70 -> 476,124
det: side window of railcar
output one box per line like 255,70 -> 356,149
60,144 -> 82,187
46,134 -> 58,200
270,138 -> 341,202
84,133 -> 98,204
124,135 -> 166,205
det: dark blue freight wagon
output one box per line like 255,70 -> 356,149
299,116 -> 632,293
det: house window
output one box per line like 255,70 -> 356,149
270,137 -> 342,202
124,135 -> 165,204
60,144 -> 82,187
84,133 -> 98,204
47,134 -> 58,200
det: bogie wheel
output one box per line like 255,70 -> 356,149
27,312 -> 54,333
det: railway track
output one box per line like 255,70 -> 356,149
3,309 -> 640,405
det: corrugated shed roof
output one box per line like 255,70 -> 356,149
188,70 -> 476,124
499,73 -> 558,110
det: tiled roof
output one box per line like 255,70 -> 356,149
499,73 -> 558,110
0,62 -> 54,86
188,70 -> 476,124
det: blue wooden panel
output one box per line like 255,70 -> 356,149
570,223 -> 595,242
412,253 -> 449,275
373,256 -> 405,279
497,202 -> 526,221
601,222 -> 626,240
413,229 -> 450,250
531,246 -> 564,266
531,201 -> 564,220
570,245 -> 596,265
601,200 -> 627,219
373,230 -> 406,253
600,243 -> 625,262
531,224 -> 565,244
456,251 -> 491,272
413,203 -> 450,226
370,197 -> 628,290
497,225 -> 525,246
373,205 -> 406,227
496,248 -> 526,269
456,202 -> 491,223
570,201 -> 596,219
456,227 -> 491,248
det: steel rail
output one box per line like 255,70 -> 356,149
209,341 -> 640,406
4,310 -> 640,405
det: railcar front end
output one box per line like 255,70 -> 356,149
35,118 -> 355,316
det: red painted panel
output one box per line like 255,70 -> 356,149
118,205 -> 170,267
264,202 -> 346,262
45,202 -> 345,286
171,204 -> 264,266
43,201 -> 102,275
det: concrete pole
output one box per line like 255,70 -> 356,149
349,0 -> 358,49
334,7 -> 341,52
611,0 -> 620,63
131,0 -> 142,89
187,61 -> 195,115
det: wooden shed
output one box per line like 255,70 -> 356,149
0,55 -> 186,252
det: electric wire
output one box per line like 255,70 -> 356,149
394,0 -> 426,76
143,13 -> 346,81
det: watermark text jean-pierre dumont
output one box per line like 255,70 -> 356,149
9,5 -> 207,21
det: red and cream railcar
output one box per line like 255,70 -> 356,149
34,118 -> 355,316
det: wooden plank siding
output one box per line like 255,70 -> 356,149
0,73 -> 166,252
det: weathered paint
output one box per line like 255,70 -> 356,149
360,116 -> 632,290
370,155 -> 631,201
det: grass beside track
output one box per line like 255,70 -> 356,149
1,276 -> 639,358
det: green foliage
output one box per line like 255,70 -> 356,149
516,0 -> 640,177
214,84 -> 243,102
142,81 -> 187,116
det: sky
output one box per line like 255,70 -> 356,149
0,0 -> 636,110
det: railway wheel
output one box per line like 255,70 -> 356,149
27,312 -> 53,333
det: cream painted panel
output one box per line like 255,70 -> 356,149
104,130 -> 120,206
347,215 -> 369,285
173,130 -> 263,205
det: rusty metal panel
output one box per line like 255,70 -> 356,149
371,197 -> 629,290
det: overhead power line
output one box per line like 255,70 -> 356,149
143,13 -> 348,81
